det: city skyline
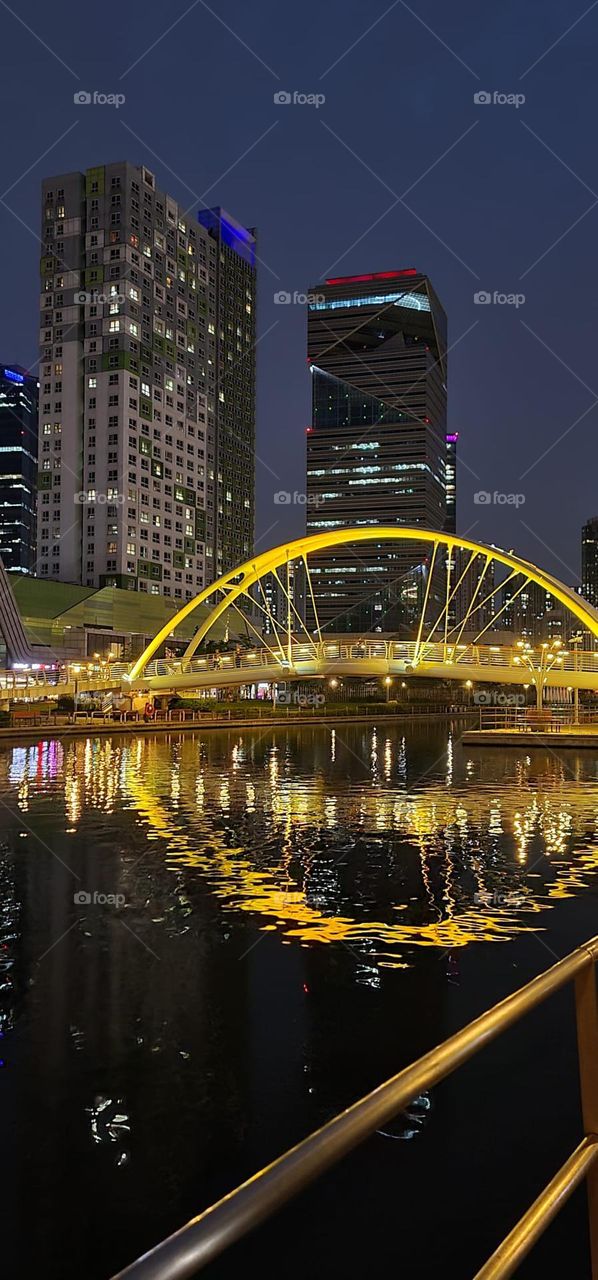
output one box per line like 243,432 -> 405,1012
3,178 -> 595,594
1,1 -> 597,589
1,185 -> 595,596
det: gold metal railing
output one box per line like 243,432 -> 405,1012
111,936 -> 598,1280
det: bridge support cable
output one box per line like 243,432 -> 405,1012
421,546 -> 479,655
271,563 -> 315,652
225,598 -> 287,670
413,540 -> 439,664
469,576 -> 532,649
454,568 -> 522,638
303,554 -> 323,647
249,579 -> 288,661
182,584 -> 237,664
447,554 -> 494,650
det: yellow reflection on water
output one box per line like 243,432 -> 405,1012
5,730 -> 598,968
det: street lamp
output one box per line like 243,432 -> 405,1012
71,664 -> 82,715
465,679 -> 473,705
513,640 -> 564,711
569,633 -> 582,724
384,675 -> 392,703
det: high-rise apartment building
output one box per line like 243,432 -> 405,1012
0,364 -> 38,573
305,269 -> 448,632
38,164 -> 256,598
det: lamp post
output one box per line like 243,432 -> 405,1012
71,664 -> 81,715
384,675 -> 392,703
513,639 -> 564,711
569,633 -> 582,724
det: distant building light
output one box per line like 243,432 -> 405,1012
3,368 -> 25,384
325,270 -> 419,284
309,291 -> 430,314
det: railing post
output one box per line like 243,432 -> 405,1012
575,957 -> 598,1279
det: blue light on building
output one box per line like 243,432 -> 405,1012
197,207 -> 256,266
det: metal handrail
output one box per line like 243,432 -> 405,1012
130,639 -> 598,686
111,936 -> 598,1280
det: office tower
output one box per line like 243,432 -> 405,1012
582,517 -> 598,608
38,163 -> 256,597
0,364 -> 38,573
305,269 -> 448,632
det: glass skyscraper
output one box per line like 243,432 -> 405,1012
0,365 -> 38,573
305,270 -> 449,632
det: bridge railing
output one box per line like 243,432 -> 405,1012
136,638 -> 598,683
476,706 -> 598,732
111,935 -> 598,1280
3,640 -> 598,692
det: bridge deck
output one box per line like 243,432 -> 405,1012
1,637 -> 598,700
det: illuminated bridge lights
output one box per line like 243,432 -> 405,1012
116,527 -> 598,705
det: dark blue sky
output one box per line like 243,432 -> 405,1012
1,0 -> 597,584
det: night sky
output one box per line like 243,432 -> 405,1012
1,0 -> 597,586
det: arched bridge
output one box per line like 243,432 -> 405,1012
124,528 -> 598,700
2,528 -> 597,703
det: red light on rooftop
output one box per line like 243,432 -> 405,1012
325,269 -> 419,285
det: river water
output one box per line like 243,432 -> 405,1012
3,723 -> 598,1277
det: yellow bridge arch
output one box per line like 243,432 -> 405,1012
129,527 -> 598,685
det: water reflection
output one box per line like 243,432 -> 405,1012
3,727 -> 598,969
